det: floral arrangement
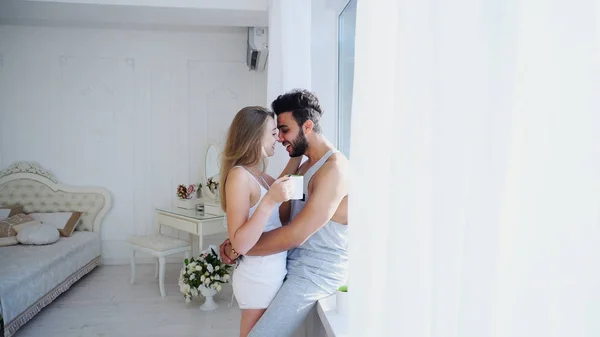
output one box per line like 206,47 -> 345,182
206,177 -> 219,193
178,246 -> 233,303
177,183 -> 201,199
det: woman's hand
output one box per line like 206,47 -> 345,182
266,176 -> 295,203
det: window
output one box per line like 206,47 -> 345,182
337,0 -> 357,158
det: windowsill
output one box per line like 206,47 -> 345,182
316,294 -> 348,337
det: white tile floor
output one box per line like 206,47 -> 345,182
14,263 -> 241,337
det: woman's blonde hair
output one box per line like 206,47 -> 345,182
219,106 -> 275,211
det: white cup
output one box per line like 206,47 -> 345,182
289,175 -> 304,200
336,289 -> 348,316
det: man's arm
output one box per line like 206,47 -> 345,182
246,159 -> 347,256
279,201 -> 293,225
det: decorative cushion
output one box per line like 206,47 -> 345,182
128,235 -> 190,252
0,205 -> 24,220
13,220 -> 42,234
29,212 -> 82,237
16,222 -> 60,245
0,213 -> 35,237
0,236 -> 19,246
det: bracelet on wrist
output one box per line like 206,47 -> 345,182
230,245 -> 239,257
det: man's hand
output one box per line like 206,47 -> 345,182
219,238 -> 239,264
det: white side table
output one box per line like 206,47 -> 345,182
155,206 -> 226,257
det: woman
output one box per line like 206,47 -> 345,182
219,106 -> 300,337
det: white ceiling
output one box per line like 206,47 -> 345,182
0,0 -> 269,30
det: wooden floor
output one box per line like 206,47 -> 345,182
14,263 -> 241,337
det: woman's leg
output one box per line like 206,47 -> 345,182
240,309 -> 267,337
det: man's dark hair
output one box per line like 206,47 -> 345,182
271,89 -> 323,133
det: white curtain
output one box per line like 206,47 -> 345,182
349,0 -> 600,336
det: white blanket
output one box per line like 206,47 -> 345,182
0,231 -> 101,328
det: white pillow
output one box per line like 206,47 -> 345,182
29,212 -> 82,237
29,212 -> 72,226
0,209 -> 11,221
16,222 -> 60,245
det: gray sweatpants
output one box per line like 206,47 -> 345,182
247,274 -> 333,337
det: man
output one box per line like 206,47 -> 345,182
220,89 -> 349,337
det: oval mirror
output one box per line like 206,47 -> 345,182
204,144 -> 220,196
205,144 -> 220,180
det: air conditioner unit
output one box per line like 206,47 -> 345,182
247,27 -> 268,71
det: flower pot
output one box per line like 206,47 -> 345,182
336,285 -> 348,316
199,286 -> 218,311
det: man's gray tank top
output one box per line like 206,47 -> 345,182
287,149 -> 348,291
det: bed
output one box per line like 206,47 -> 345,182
0,162 -> 111,337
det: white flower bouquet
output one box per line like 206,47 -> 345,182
178,246 -> 233,303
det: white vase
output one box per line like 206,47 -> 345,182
199,286 -> 218,311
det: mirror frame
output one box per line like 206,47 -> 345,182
203,144 -> 221,202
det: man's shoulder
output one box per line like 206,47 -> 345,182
313,152 -> 348,182
323,151 -> 349,172
328,151 -> 349,165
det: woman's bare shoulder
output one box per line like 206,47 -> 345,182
226,166 -> 250,188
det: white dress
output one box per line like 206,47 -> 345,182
230,168 -> 288,309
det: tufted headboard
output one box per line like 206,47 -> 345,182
0,162 -> 112,233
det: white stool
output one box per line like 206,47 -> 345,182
128,234 -> 191,297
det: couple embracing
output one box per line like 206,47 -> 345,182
218,89 -> 349,337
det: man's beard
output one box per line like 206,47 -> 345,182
289,129 -> 308,157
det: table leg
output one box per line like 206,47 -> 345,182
197,233 -> 203,255
191,235 -> 200,257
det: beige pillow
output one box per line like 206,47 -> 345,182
13,220 -> 42,234
0,236 -> 19,247
29,212 -> 82,237
0,214 -> 35,238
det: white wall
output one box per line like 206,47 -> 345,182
264,0 -> 343,179
0,25 -> 267,264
